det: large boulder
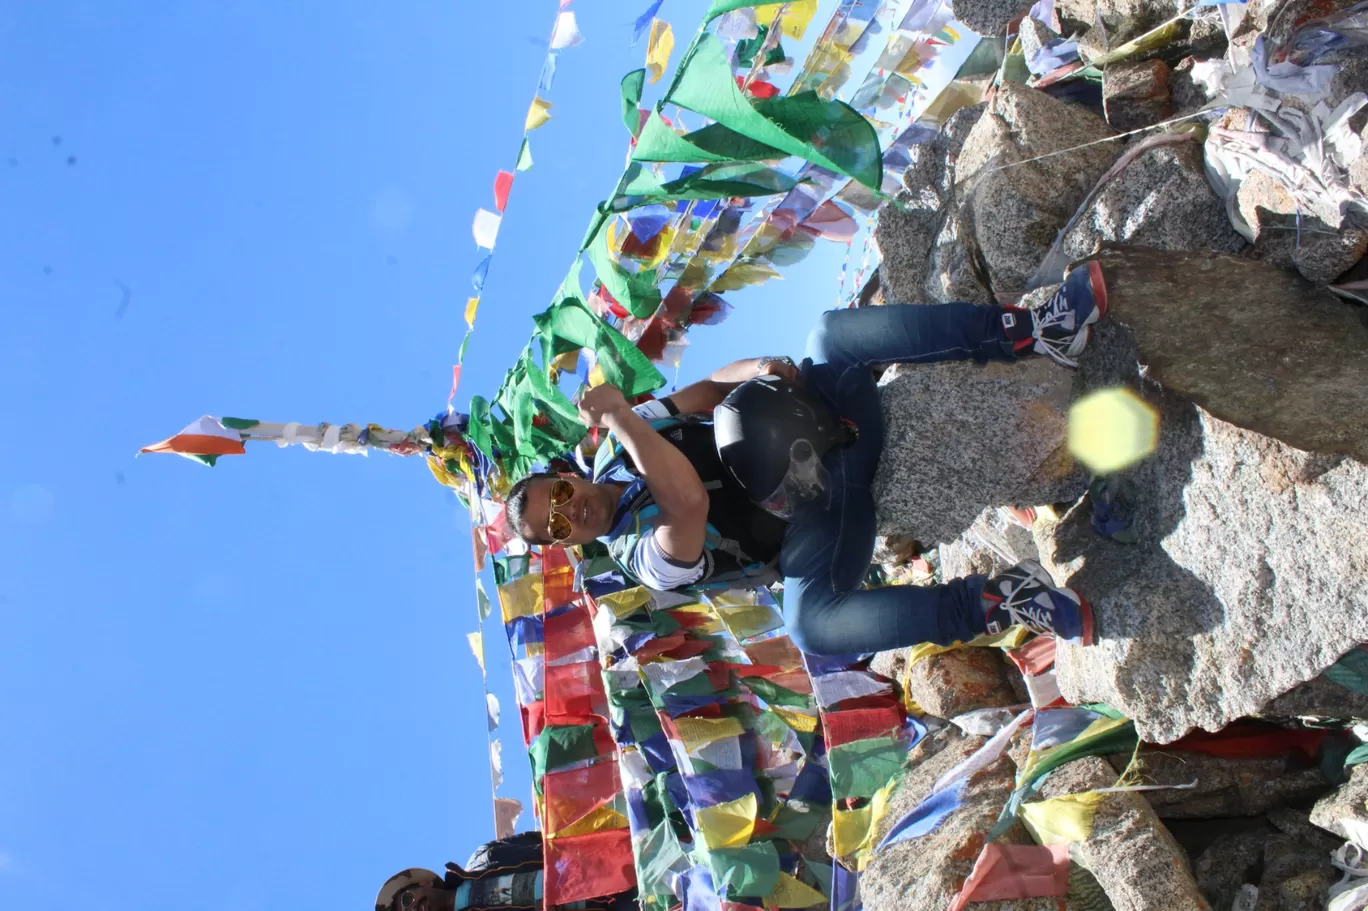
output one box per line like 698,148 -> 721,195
873,356 -> 1086,547
905,648 -> 1019,717
1043,245 -> 1368,742
1106,749 -> 1331,818
1033,756 -> 1211,911
951,0 -> 1036,37
1102,59 -> 1172,132
1059,138 -> 1246,261
859,728 -> 1026,910
1191,815 -> 1342,911
1310,763 -> 1368,842
1237,167 -> 1368,284
957,83 -> 1120,291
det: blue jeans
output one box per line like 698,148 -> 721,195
779,303 -> 1020,655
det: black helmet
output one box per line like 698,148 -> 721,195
714,375 -> 851,520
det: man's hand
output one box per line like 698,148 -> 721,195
578,383 -> 630,427
757,356 -> 801,385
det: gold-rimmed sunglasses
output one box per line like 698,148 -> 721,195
547,477 -> 576,544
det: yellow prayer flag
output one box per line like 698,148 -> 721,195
767,872 -> 828,909
674,715 -> 745,750
696,793 -> 757,849
832,806 -> 872,858
555,805 -> 629,838
465,296 -> 480,330
587,364 -> 606,387
596,586 -> 654,619
525,96 -> 553,131
1020,791 -> 1102,845
779,0 -> 819,39
646,19 -> 675,84
715,602 -> 784,641
466,631 -> 486,675
498,573 -> 544,622
551,349 -> 580,373
771,707 -> 818,734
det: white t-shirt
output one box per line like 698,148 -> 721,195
616,400 -> 708,591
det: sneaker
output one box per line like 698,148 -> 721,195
1026,260 -> 1108,367
981,560 -> 1095,645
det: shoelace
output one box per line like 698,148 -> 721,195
996,574 -> 1055,633
1031,288 -> 1082,367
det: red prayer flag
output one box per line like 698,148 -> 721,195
544,759 -> 622,835
448,365 -> 463,405
1006,635 -> 1057,676
544,829 -> 635,905
494,170 -> 514,213
947,843 -> 1070,911
546,660 -> 608,722
545,602 -> 596,662
822,704 -> 906,748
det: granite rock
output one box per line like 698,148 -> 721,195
1256,830 -> 1339,910
1042,246 -> 1368,742
872,202 -> 941,305
923,205 -> 994,304
1060,139 -> 1246,262
859,727 -> 1022,911
951,0 -> 1036,37
1102,59 -> 1172,132
874,355 -> 1086,547
1106,749 -> 1331,818
1035,756 -> 1211,911
1238,168 -> 1368,284
1261,671 -> 1368,722
1193,827 -> 1269,910
905,648 -> 1019,717
1018,17 -> 1062,69
1310,763 -> 1368,842
957,82 -> 1120,290
1056,0 -> 1184,47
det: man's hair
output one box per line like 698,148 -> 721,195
505,472 -> 556,546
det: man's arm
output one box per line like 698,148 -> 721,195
663,356 -> 801,415
580,384 -> 709,563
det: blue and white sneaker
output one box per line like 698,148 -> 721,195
981,560 -> 1095,645
1023,260 -> 1109,368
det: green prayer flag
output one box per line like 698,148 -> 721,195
621,68 -> 647,137
1347,743 -> 1368,766
827,736 -> 907,801
529,724 -> 604,786
531,295 -> 665,395
1325,648 -> 1368,696
707,842 -> 780,898
475,578 -> 492,621
585,218 -> 662,318
610,161 -> 799,213
668,35 -> 882,188
516,138 -> 533,172
734,24 -> 785,68
458,329 -> 472,364
632,110 -> 744,164
219,417 -> 259,430
741,676 -> 811,708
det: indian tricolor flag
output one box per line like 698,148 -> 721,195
140,416 -> 255,466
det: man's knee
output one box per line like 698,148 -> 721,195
804,309 -> 843,364
784,587 -> 846,656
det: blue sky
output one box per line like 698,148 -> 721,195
0,3 -> 852,909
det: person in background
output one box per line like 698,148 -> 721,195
375,831 -> 637,911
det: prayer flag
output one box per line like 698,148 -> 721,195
494,797 -> 524,839
465,296 -> 480,330
467,631 -> 486,674
494,170 -> 514,213
516,138 -> 534,172
549,11 -> 584,50
633,0 -> 665,43
472,254 -> 492,291
947,844 -> 1071,911
544,829 -> 635,905
473,208 -> 502,248
487,691 -> 501,730
646,19 -> 674,83
526,97 -> 554,131
139,416 -> 247,466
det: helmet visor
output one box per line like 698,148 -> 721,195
755,439 -> 832,521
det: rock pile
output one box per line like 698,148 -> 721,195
856,0 -> 1368,905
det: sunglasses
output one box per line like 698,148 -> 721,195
547,478 -> 576,544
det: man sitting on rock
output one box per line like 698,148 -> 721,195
505,261 -> 1109,656
374,831 -> 636,911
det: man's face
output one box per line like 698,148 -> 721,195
395,885 -> 454,911
518,475 -> 618,546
